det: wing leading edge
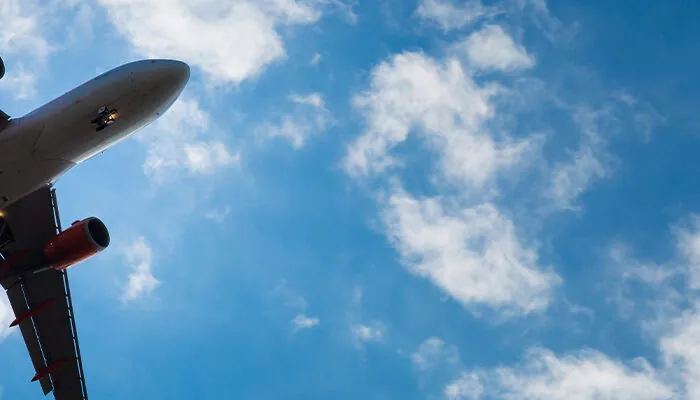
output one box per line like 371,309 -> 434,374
0,187 -> 88,399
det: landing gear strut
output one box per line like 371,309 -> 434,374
90,106 -> 118,132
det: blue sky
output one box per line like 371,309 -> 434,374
1,0 -> 700,399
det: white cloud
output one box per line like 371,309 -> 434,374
310,52 -> 322,65
64,2 -> 95,46
204,206 -> 232,224
184,141 -> 240,174
460,24 -> 535,71
290,93 -> 325,108
95,0 -> 346,84
661,306 -> 700,398
346,42 -> 561,316
346,51 -> 539,186
122,236 -> 159,302
411,337 -> 461,371
292,314 -> 320,331
382,185 -> 559,314
451,215 -> 700,400
351,322 -> 385,342
513,0 -> 578,44
0,0 -> 52,59
411,337 -> 672,399
630,216 -> 700,398
416,0 -> 489,32
0,0 -> 53,100
0,64 -> 36,100
0,295 -> 14,341
262,92 -> 332,149
547,144 -> 607,211
546,111 -> 611,211
141,98 -> 238,182
444,372 -> 484,400
274,279 -> 321,332
275,279 -> 309,310
464,348 -> 672,400
0,0 -> 98,100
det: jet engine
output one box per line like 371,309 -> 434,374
0,56 -> 4,81
44,217 -> 110,270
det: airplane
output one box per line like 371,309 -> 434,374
0,55 -> 190,398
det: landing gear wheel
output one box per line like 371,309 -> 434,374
91,106 -> 118,131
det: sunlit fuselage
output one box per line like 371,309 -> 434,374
0,59 -> 190,206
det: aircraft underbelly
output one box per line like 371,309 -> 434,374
0,158 -> 74,206
32,84 -> 153,163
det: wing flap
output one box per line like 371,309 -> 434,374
0,187 -> 88,399
6,282 -> 55,394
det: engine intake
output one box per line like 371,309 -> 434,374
44,217 -> 110,270
0,56 -> 4,81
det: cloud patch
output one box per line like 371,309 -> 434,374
351,322 -> 385,343
0,296 -> 14,342
122,236 -> 160,302
461,348 -> 672,400
205,206 -> 232,224
416,0 -> 490,32
261,92 -> 333,149
382,185 -> 559,314
345,50 -> 539,186
292,314 -> 320,331
141,97 -> 239,182
96,0 -> 347,84
411,337 -> 461,371
0,0 -> 53,59
441,215 -> 700,399
460,24 -> 535,71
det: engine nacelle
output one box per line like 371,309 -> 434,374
0,56 -> 4,81
44,217 -> 110,271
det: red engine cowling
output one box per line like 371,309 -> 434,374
44,217 -> 110,271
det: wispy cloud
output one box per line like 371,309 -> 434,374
411,337 -> 461,371
513,0 -> 579,44
292,314 -> 320,331
0,0 -> 53,59
0,0 -> 97,100
461,348 -> 672,400
546,109 -> 614,211
382,185 -> 559,314
204,206 -> 232,224
351,322 -> 385,344
444,214 -> 700,399
95,0 -> 351,85
260,92 -> 333,149
344,17 -> 563,317
0,296 -> 14,342
345,50 -> 539,185
0,0 -> 52,100
122,236 -> 159,303
460,24 -> 535,71
183,141 -> 240,175
141,97 -> 239,183
275,280 -> 320,332
0,64 -> 36,100
416,0 -> 491,32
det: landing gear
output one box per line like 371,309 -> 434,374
91,106 -> 118,131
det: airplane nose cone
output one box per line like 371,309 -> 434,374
143,60 -> 190,116
157,60 -> 190,92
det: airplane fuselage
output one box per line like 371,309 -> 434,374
0,59 -> 190,206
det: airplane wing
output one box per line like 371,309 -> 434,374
0,186 -> 88,399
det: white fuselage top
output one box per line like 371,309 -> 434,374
0,59 -> 190,206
